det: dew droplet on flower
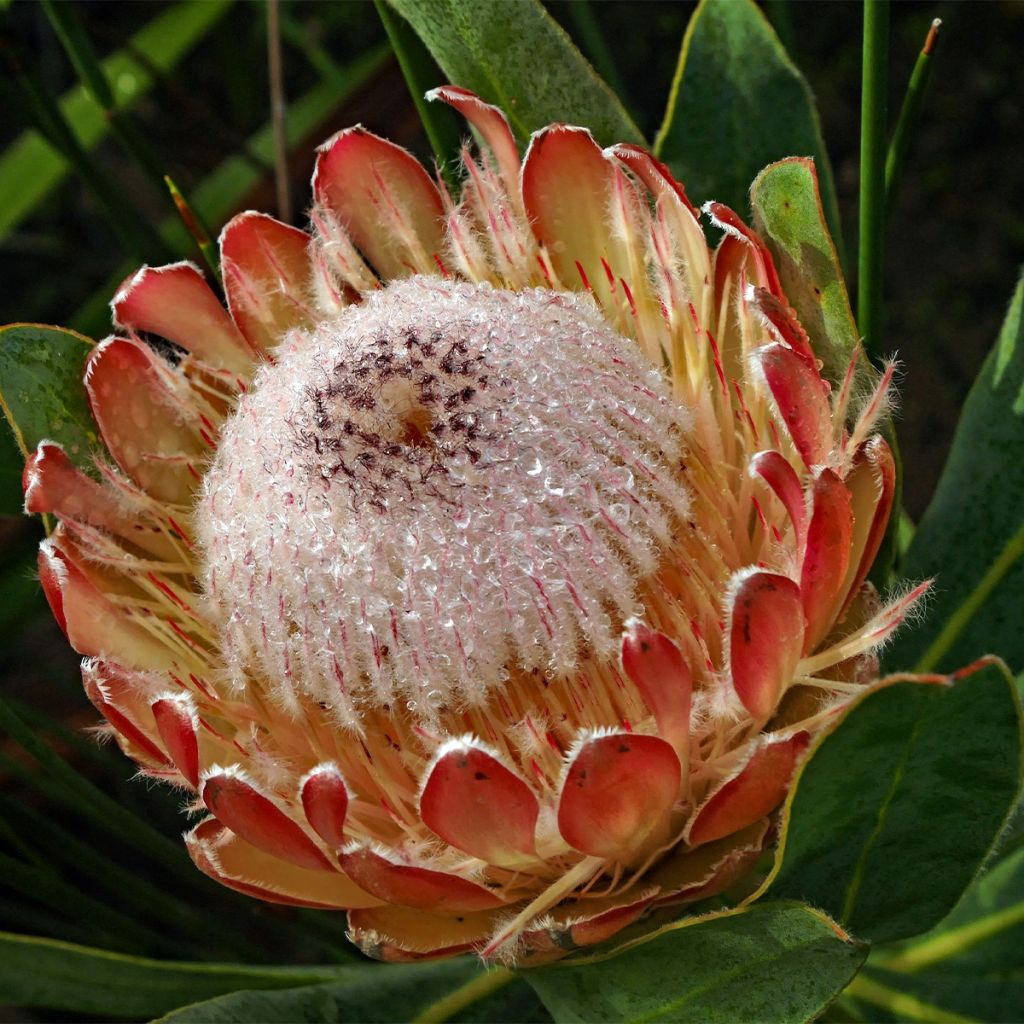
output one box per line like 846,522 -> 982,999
197,278 -> 692,728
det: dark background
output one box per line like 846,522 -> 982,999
0,0 -> 1021,991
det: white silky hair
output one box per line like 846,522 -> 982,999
196,278 -> 694,729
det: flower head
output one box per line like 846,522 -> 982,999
26,87 -> 920,964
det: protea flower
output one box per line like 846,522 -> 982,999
24,86 -> 922,965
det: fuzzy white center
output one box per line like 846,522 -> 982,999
198,278 -> 692,727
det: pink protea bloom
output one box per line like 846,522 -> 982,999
25,87 -> 922,965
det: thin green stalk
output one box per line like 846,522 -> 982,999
413,967 -> 515,1024
886,18 -> 941,214
40,0 -> 174,209
0,851 -> 181,957
0,793 -> 245,956
2,902 -> 112,951
858,0 -> 890,362
844,973 -> 973,1024
166,175 -> 221,282
373,0 -> 462,191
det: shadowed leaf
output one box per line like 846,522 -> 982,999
887,273 -> 1024,675
656,0 -> 841,252
0,324 -> 99,497
158,958 -> 482,1023
527,903 -> 866,1023
385,0 -> 643,146
765,662 -> 1022,944
0,932 -> 356,1019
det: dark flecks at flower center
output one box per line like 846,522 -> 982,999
289,326 -> 511,513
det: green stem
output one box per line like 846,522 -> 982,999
857,0 -> 890,362
373,0 -> 462,191
879,897 -> 1024,974
413,967 -> 515,1024
915,517 -> 1024,671
0,43 -> 171,262
844,973 -> 973,1024
165,175 -> 221,282
886,18 -> 941,215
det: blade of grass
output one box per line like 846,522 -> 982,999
885,17 -> 941,215
0,794 -> 249,957
858,0 -> 890,362
0,0 -> 234,240
0,702 -> 345,960
0,697 -> 194,879
0,903 -> 111,951
0,45 -> 172,262
0,851 -> 183,957
40,0 -> 171,197
166,176 -> 221,281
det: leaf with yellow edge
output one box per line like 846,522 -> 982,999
750,156 -> 862,385
0,324 -> 99,498
527,902 -> 866,1024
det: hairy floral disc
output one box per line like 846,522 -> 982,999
198,278 -> 692,726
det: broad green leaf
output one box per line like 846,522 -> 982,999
879,844 -> 1024,976
0,0 -> 233,240
384,0 -> 644,146
0,324 -> 99,481
886,273 -> 1024,675
656,0 -> 842,252
158,959 -> 482,1023
527,902 -> 866,1024
750,157 -> 859,385
0,932 -> 351,1019
851,843 -> 1024,1022
765,662 -> 1022,944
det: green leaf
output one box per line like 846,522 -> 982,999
526,903 -> 866,1024
0,932 -> 352,1019
158,959 -> 482,1023
0,0 -> 234,241
374,0 -> 463,185
750,157 -> 860,386
384,0 -> 644,146
848,852 -> 1024,1023
750,155 -> 903,581
850,842 -> 1024,1022
765,661 -> 1023,944
886,273 -> 1024,675
656,0 -> 842,252
0,324 -> 99,481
